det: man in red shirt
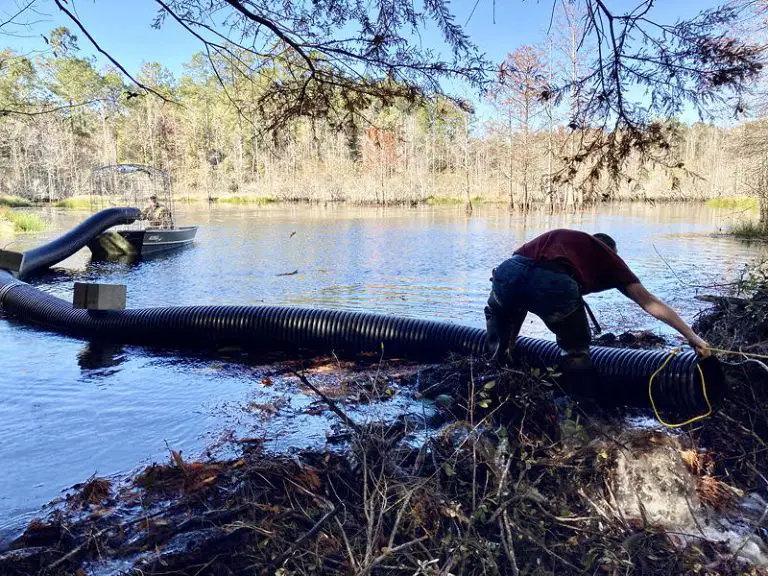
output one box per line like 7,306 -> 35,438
485,229 -> 710,377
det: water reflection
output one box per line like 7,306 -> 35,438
77,342 -> 126,377
91,253 -> 140,266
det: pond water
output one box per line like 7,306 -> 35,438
0,202 -> 765,543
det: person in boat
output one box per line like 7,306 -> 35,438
141,195 -> 172,228
485,229 -> 711,385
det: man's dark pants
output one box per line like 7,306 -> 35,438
485,255 -> 594,390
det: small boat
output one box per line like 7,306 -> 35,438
86,164 -> 198,260
88,226 -> 198,259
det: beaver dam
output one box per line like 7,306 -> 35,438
2,292 -> 768,575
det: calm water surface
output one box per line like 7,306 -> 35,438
0,202 -> 764,541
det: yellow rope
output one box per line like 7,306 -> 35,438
648,347 -> 713,428
646,345 -> 768,428
708,347 -> 768,360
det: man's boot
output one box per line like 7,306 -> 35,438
558,352 -> 599,402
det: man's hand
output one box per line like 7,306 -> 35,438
688,334 -> 711,358
623,282 -> 712,358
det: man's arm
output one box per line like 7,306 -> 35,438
622,282 -> 711,357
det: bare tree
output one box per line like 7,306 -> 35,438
545,36 -> 555,213
492,46 -> 547,212
552,0 -> 592,208
739,119 -> 768,231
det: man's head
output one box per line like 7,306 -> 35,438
593,232 -> 617,253
149,195 -> 159,205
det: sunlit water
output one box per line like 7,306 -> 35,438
0,202 -> 764,543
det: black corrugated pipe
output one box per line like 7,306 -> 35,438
0,208 -> 726,416
18,207 -> 140,279
0,268 -> 487,360
513,336 -> 725,414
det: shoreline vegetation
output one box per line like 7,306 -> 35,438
704,198 -> 767,238
2,192 -> 766,247
730,220 -> 768,240
1,192 -> 764,209
3,193 -> 766,240
3,193 -> 766,239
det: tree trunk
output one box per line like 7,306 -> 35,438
464,115 -> 473,215
521,101 -> 530,213
547,36 -> 554,213
508,124 -> 515,211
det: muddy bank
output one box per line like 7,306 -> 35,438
2,332 -> 768,575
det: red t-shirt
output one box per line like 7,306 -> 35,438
514,229 -> 639,295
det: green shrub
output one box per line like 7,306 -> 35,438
469,195 -> 504,204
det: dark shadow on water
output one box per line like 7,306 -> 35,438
89,242 -> 195,267
77,342 -> 127,378
26,261 -> 139,287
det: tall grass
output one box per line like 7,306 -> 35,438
55,196 -> 92,209
730,219 -> 768,239
0,195 -> 34,208
706,197 -> 758,210
424,195 -> 464,206
2,210 -> 46,232
215,195 -> 277,205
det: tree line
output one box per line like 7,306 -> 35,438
0,6 -> 766,220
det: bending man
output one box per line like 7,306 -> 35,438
485,229 -> 710,379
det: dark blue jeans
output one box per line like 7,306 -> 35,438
485,255 -> 591,364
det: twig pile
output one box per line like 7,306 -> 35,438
2,356 -> 759,575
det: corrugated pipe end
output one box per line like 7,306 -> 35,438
513,336 -> 727,416
694,355 -> 728,407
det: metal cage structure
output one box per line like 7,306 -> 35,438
89,164 -> 175,229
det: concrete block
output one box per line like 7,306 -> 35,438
73,282 -> 127,310
0,250 -> 24,272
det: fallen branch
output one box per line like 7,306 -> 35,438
290,368 -> 363,434
695,294 -> 749,306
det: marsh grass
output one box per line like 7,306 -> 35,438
730,219 -> 767,239
0,195 -> 34,208
706,197 -> 759,210
0,208 -> 45,232
215,195 -> 278,205
54,197 -> 92,209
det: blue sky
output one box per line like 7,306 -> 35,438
2,0 -> 727,122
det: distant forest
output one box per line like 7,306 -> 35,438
0,23 -> 766,212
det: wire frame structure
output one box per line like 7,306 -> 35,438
89,164 -> 175,229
